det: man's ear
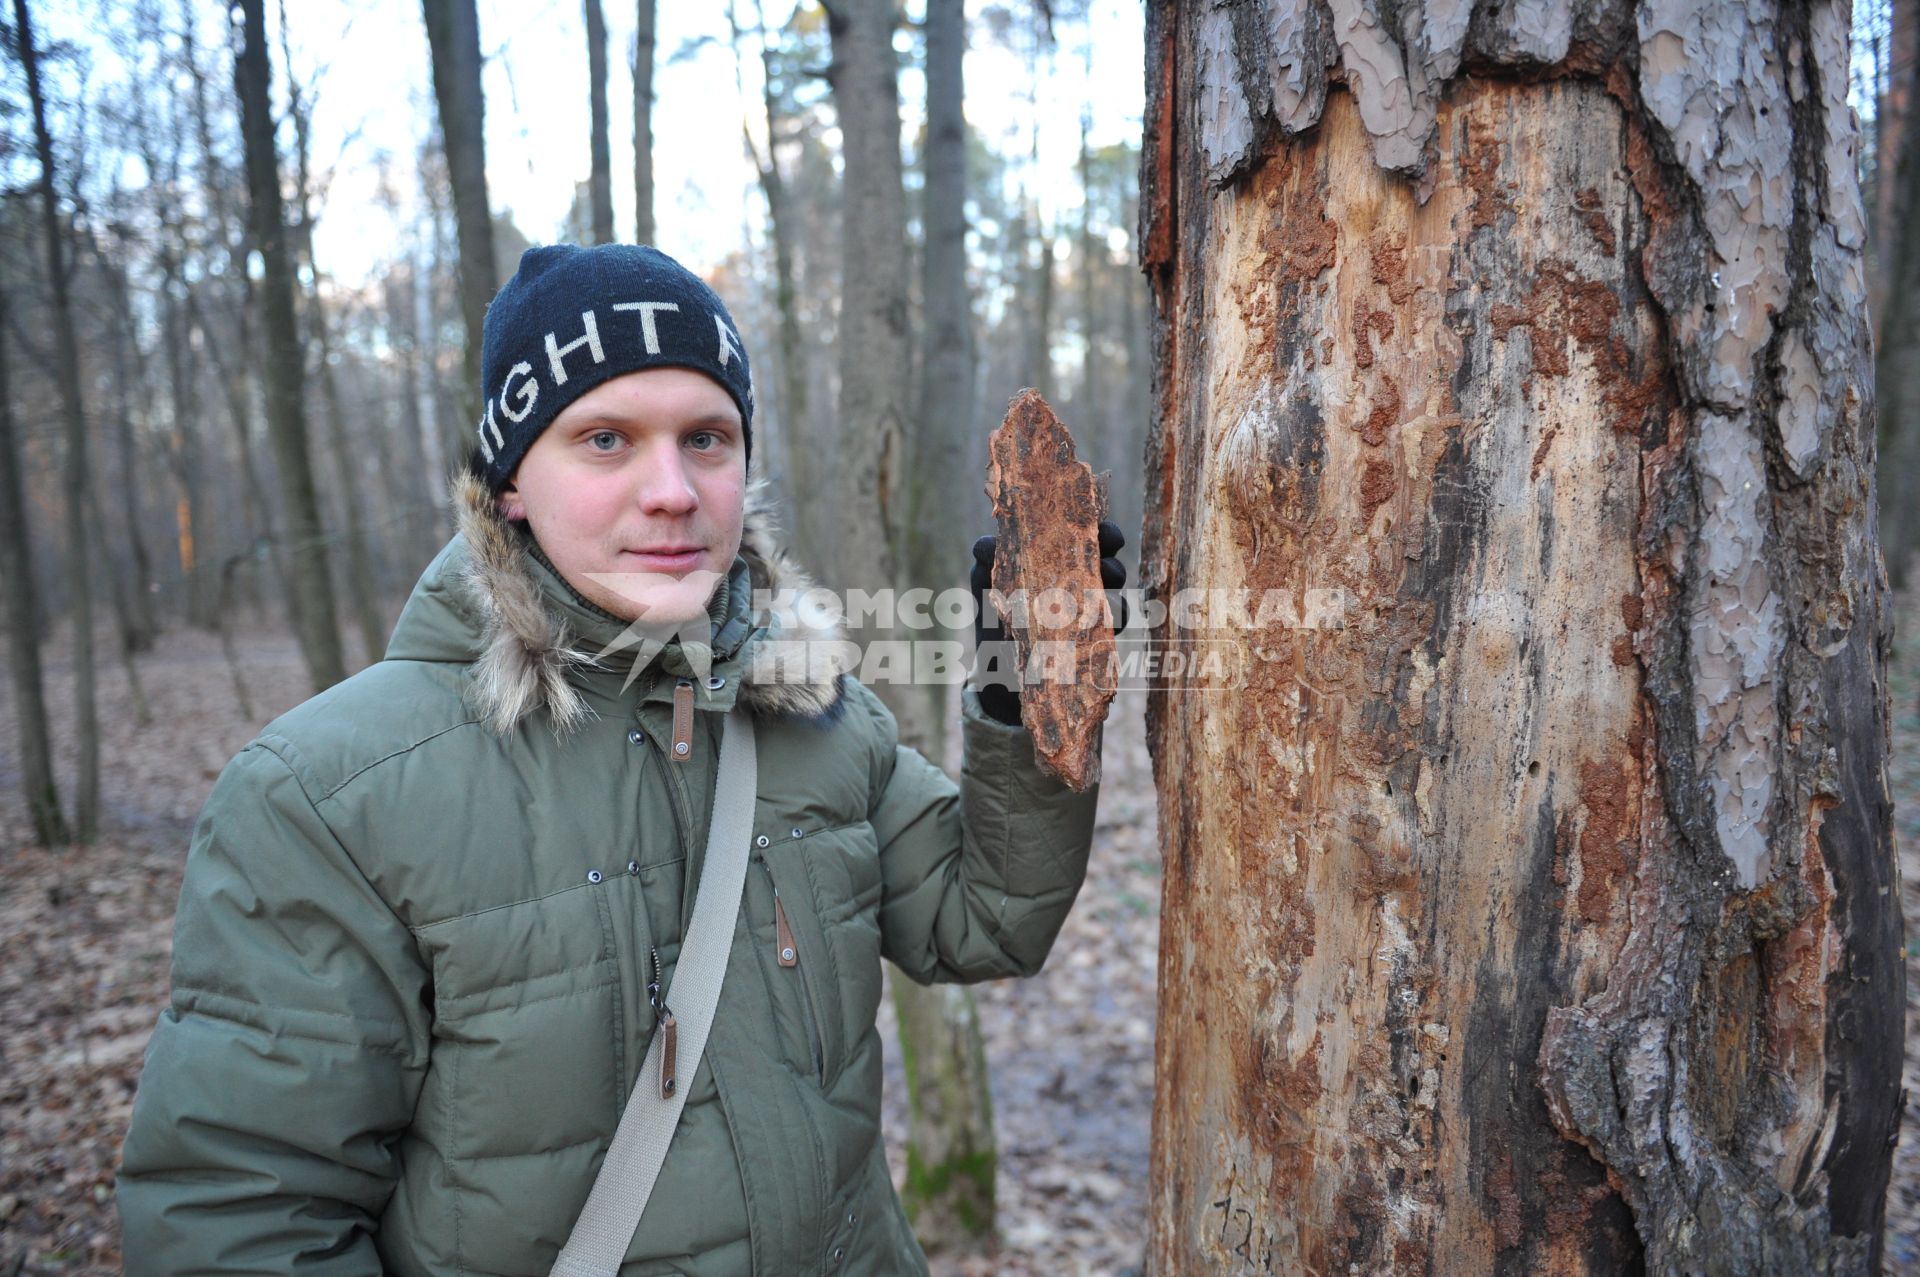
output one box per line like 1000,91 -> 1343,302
496,479 -> 525,522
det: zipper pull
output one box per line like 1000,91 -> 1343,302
659,1009 -> 679,1099
671,679 -> 695,763
649,946 -> 678,1098
773,892 -> 799,967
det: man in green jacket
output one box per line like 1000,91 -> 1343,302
118,244 -> 1119,1275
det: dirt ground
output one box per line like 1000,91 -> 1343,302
0,603 -> 1913,1273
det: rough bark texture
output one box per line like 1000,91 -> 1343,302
825,0 -> 909,613
586,0 -> 615,245
234,0 -> 346,693
1143,3 -> 1900,1274
986,391 -> 1115,793
422,0 -> 498,449
634,0 -> 657,244
18,0 -> 98,844
0,281 -> 68,848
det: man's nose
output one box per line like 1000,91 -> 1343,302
632,442 -> 700,515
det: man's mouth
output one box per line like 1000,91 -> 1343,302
621,546 -> 705,568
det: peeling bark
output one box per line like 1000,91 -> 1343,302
1144,2 -> 1899,1273
987,391 -> 1115,792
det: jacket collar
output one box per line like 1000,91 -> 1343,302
445,469 -> 846,733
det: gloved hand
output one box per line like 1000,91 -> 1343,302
970,521 -> 1128,727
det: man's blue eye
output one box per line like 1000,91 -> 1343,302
590,431 -> 620,450
689,431 -> 717,450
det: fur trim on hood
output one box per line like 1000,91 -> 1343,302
452,470 -> 846,733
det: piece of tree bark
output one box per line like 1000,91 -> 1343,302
234,0 -> 346,693
1143,3 -> 1899,1273
985,390 -> 1113,793
18,0 -> 98,844
422,0 -> 497,454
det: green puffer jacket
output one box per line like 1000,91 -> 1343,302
118,475 -> 1099,1276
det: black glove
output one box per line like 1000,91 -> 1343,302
970,521 -> 1128,727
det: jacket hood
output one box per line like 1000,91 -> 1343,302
386,470 -> 846,734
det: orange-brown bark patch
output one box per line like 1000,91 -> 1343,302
1620,592 -> 1644,631
985,391 -> 1115,791
1530,422 -> 1560,480
1360,457 -> 1398,524
1368,230 -> 1415,305
1575,187 -> 1618,257
1576,756 -> 1634,925
1361,375 -> 1402,446
1611,634 -> 1635,667
1352,304 -> 1395,370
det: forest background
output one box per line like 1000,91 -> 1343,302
0,0 -> 1916,1272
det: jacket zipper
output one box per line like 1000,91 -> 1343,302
764,860 -> 823,1082
648,946 -> 679,1099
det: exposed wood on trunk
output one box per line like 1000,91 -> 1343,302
986,391 -> 1113,793
1144,3 -> 1899,1273
17,0 -> 99,844
422,0 -> 498,452
234,0 -> 346,692
0,280 -> 69,848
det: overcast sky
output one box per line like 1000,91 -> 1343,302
278,0 -> 1147,286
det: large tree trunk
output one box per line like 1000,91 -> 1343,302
827,0 -> 998,1252
423,0 -> 498,454
585,0 -> 615,245
0,280 -> 68,848
1142,4 -> 1900,1274
633,0 -> 657,244
234,0 -> 346,693
18,0 -> 99,844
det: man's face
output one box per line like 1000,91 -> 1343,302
499,367 -> 747,627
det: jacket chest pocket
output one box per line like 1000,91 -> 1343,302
414,884 -> 627,1164
758,822 -> 885,1090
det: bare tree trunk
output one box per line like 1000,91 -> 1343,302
234,0 -> 346,692
1880,15 -> 1920,588
1143,4 -> 1900,1273
423,0 -> 498,453
17,0 -> 99,844
1076,113 -> 1102,464
734,0 -> 818,558
1872,0 -> 1918,339
181,2 -> 274,614
0,282 -> 69,848
633,0 -> 657,243
886,0 -> 996,1253
824,0 -> 908,615
282,20 -> 389,666
585,0 -> 615,244
97,253 -> 161,648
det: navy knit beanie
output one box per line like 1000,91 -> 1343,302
473,243 -> 754,490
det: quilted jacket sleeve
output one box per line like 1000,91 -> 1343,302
117,740 -> 431,1275
865,683 -> 1100,985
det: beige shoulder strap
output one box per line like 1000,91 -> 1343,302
551,708 -> 757,1277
